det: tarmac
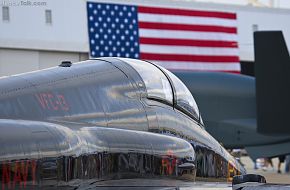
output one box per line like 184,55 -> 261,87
240,156 -> 290,184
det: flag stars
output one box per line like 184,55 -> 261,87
88,3 -> 140,58
89,4 -> 93,9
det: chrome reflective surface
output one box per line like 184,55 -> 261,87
0,121 -> 196,189
160,66 -> 200,121
0,58 -> 245,189
120,58 -> 173,104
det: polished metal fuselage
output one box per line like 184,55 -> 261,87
0,58 -> 245,189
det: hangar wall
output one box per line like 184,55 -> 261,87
0,49 -> 88,76
0,0 -> 290,76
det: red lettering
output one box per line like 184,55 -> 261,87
165,150 -> 176,175
161,157 -> 169,175
42,93 -> 51,110
36,92 -> 69,112
57,95 -> 69,111
21,161 -> 29,188
2,160 -> 38,189
31,160 -> 37,185
13,162 -> 22,188
167,157 -> 177,175
35,94 -> 46,109
47,93 -> 59,111
2,162 -> 11,190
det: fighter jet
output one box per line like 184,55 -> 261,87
0,57 -> 246,189
172,31 -> 290,160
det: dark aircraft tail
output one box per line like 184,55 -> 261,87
254,31 -> 290,135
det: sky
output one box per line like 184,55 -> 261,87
194,0 -> 290,9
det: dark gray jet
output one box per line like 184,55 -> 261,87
173,31 -> 290,160
0,57 -> 247,189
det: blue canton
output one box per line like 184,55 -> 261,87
87,2 -> 140,58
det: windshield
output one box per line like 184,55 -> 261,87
118,58 -> 173,104
118,58 -> 200,122
162,68 -> 200,121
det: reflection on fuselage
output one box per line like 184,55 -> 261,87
0,58 -> 245,189
0,123 -> 196,189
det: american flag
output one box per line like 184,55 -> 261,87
87,2 -> 240,73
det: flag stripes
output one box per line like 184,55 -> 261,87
138,6 -> 237,19
137,5 -> 240,72
139,38 -> 238,48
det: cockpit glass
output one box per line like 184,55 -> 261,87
119,58 -> 173,104
162,68 -> 200,120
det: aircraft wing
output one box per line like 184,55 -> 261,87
246,141 -> 290,160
